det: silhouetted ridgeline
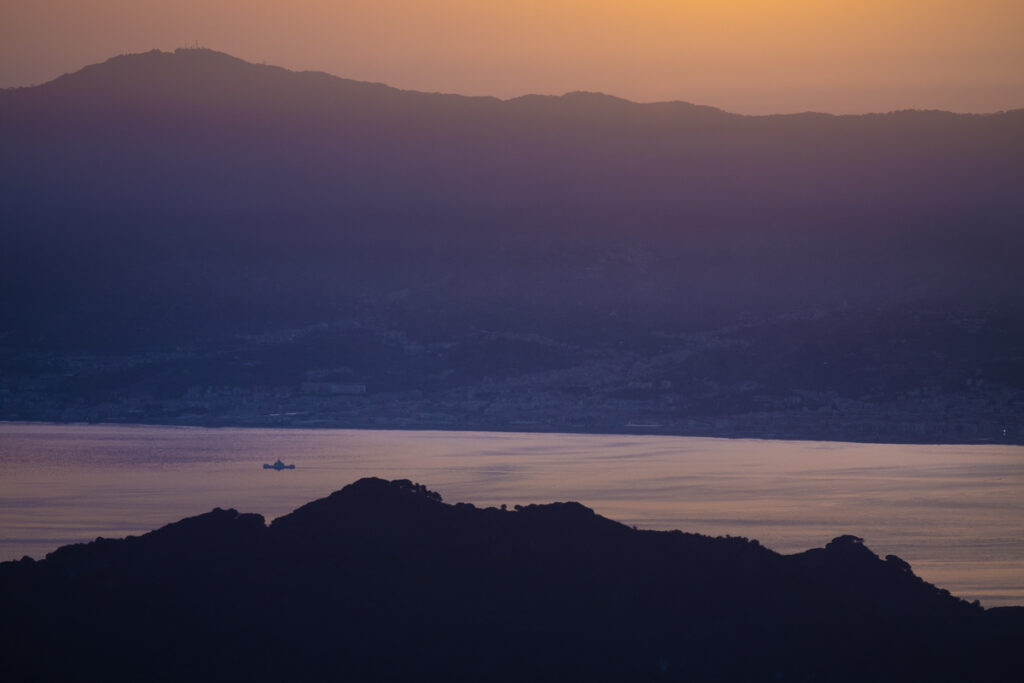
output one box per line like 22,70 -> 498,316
1,49 -> 1022,442
1,478 -> 1021,681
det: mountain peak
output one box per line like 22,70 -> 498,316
270,477 -> 446,533
11,48 -> 719,114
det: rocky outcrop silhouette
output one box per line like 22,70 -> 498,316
1,477 -> 1020,681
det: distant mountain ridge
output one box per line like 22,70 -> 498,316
1,49 -> 1021,442
2,477 -> 1021,681
11,47 -> 1021,116
2,48 -> 730,113
3,48 -> 1019,313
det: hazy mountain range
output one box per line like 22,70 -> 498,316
1,49 -> 1021,442
3,477 -> 1021,681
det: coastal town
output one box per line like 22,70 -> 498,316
3,307 -> 1019,444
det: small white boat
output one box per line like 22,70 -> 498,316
263,459 -> 295,470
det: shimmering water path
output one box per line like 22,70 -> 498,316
1,423 -> 1021,606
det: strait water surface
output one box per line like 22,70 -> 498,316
1,423 -> 1021,607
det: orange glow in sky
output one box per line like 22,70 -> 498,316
2,0 -> 1022,113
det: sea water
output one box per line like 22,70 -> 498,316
0,422 -> 1021,606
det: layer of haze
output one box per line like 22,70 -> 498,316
3,0 -> 1022,114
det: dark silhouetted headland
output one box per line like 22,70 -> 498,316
1,478 -> 1020,681
1,49 -> 1022,442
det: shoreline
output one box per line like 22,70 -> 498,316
2,416 -> 1020,447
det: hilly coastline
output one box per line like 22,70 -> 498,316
2,477 -> 1021,682
1,49 -> 1022,443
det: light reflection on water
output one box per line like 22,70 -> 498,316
0,422 -> 1021,607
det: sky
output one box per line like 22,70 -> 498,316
1,0 -> 1022,114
